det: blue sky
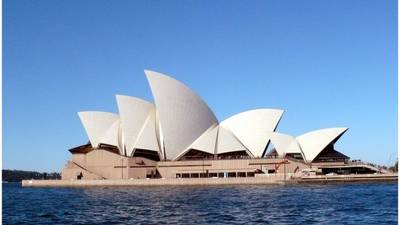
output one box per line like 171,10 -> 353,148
4,0 -> 397,172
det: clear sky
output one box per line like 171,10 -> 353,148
3,0 -> 397,172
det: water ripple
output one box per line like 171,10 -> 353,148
3,183 -> 397,225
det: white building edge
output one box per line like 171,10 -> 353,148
77,70 -> 349,164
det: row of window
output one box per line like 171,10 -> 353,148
176,172 -> 255,178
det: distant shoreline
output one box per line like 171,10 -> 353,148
3,169 -> 61,182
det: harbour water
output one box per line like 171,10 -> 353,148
3,182 -> 398,224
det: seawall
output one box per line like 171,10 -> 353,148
21,173 -> 397,187
22,175 -> 286,187
294,173 -> 398,183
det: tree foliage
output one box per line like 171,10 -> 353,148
2,170 -> 61,182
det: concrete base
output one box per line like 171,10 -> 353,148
294,173 -> 398,183
22,176 -> 287,187
21,173 -> 397,187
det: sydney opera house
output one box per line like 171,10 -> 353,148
61,70 -> 378,180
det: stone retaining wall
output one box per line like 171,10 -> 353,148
22,175 -> 286,187
22,173 -> 397,187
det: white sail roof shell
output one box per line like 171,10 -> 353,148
78,111 -> 120,149
116,95 -> 155,156
220,109 -> 284,157
134,109 -> 160,153
296,127 -> 348,162
99,120 -> 121,149
269,132 -> 303,156
76,70 -> 349,162
145,70 -> 218,160
155,112 -> 165,160
181,124 -> 218,157
216,126 -> 248,155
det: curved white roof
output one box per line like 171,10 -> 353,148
134,108 -> 160,153
220,109 -> 284,157
296,127 -> 348,162
78,111 -> 120,149
145,70 -> 218,160
76,70 -> 349,162
216,126 -> 248,155
269,132 -> 302,156
155,111 -> 165,160
99,119 -> 121,149
181,124 -> 218,157
117,123 -> 125,155
116,95 -> 155,156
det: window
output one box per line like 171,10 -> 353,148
190,173 -> 199,178
237,172 -> 246,177
228,172 -> 236,177
209,173 -> 218,178
182,173 -> 190,178
218,173 -> 224,178
246,172 -> 255,177
176,173 -> 181,178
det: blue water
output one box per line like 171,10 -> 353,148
3,182 -> 397,224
